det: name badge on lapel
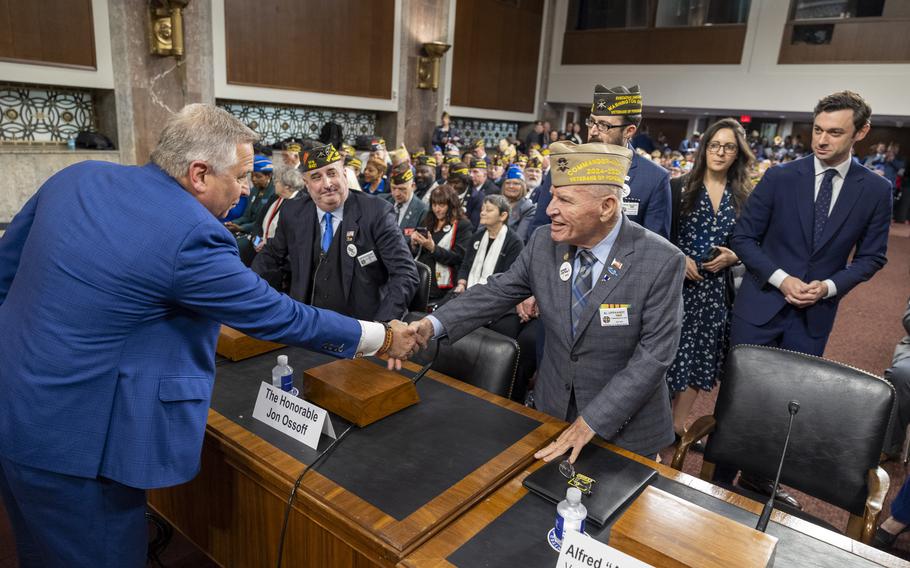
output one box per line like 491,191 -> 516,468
599,304 -> 630,327
357,250 -> 378,267
621,199 -> 640,216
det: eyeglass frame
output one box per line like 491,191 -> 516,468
706,142 -> 739,155
585,117 -> 633,132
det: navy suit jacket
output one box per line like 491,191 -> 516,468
0,162 -> 362,489
530,152 -> 672,239
252,191 -> 418,322
730,155 -> 892,337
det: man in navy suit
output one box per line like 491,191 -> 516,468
0,104 -> 418,567
730,91 -> 891,356
530,84 -> 671,240
724,91 -> 891,507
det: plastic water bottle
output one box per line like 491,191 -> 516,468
555,487 -> 587,544
271,355 -> 293,393
67,135 -> 76,151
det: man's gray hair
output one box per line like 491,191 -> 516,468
150,104 -> 259,179
276,166 -> 306,191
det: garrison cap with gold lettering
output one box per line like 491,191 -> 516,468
526,156 -> 543,170
473,138 -> 485,148
448,161 -> 470,177
416,155 -> 437,168
345,155 -> 363,170
445,155 -> 461,165
591,84 -> 643,116
390,164 -> 415,185
469,157 -> 487,170
549,141 -> 633,188
300,144 -> 342,172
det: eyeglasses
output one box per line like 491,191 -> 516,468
585,117 -> 630,132
558,460 -> 596,496
707,142 -> 738,155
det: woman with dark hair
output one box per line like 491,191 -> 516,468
411,183 -> 473,307
666,117 -> 755,443
432,112 -> 461,148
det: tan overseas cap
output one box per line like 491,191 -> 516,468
549,141 -> 633,188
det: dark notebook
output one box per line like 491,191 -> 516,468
522,446 -> 658,527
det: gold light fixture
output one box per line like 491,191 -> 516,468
417,41 -> 451,90
149,0 -> 189,58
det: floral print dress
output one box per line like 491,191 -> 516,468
666,186 -> 736,393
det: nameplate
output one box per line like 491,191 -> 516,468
252,382 -> 335,450
557,530 -> 653,568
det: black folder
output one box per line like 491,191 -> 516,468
522,445 -> 658,527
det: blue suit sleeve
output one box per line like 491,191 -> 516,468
530,173 -> 552,233
642,170 -> 671,239
828,184 -> 891,296
730,169 -> 781,285
0,193 -> 38,304
174,222 -> 362,357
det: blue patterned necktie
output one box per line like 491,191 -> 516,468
571,250 -> 597,337
813,169 -> 837,249
321,213 -> 334,254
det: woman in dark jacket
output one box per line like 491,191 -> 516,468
411,183 -> 473,307
452,194 -> 523,337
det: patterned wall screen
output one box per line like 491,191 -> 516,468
452,118 -> 519,148
217,100 -> 377,146
0,85 -> 95,143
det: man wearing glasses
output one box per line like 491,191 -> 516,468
530,85 -> 672,240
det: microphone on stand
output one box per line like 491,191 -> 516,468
756,400 -> 800,532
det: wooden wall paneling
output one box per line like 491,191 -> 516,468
778,19 -> 910,64
640,117 -> 689,150
561,24 -> 747,65
0,0 -> 95,69
450,0 -> 544,113
224,0 -> 395,99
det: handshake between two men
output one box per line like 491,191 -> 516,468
382,319 -> 436,370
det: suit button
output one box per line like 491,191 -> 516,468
570,354 -> 579,362
564,383 -> 571,391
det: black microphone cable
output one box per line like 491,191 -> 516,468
275,422 -> 355,568
411,334 -> 443,385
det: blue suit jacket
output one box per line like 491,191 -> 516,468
730,155 -> 892,337
0,162 -> 362,489
530,153 -> 672,239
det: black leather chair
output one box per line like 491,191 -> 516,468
672,345 -> 893,545
408,261 -> 431,314
405,312 -> 519,399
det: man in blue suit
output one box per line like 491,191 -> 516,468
724,91 -> 891,507
0,104 -> 418,567
730,91 -> 891,356
530,84 -> 671,240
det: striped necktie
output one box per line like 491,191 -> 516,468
571,250 -> 597,337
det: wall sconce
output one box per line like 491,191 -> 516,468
417,42 -> 451,90
149,0 -> 189,58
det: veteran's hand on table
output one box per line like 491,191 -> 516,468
534,416 -> 596,464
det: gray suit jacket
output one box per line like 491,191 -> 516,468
433,217 -> 686,456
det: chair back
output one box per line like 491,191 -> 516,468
704,345 -> 894,516
408,261 -> 431,313
406,312 -> 518,399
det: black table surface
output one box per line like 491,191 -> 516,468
211,347 -> 541,521
448,460 -> 883,568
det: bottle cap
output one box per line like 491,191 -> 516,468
567,487 -> 582,503
277,355 -> 288,366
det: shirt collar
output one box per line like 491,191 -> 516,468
813,154 -> 851,179
316,202 -> 344,222
581,214 -> 623,265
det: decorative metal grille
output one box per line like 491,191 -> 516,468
452,118 -> 519,148
217,100 -> 377,145
0,85 -> 95,143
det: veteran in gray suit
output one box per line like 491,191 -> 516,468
407,142 -> 686,461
